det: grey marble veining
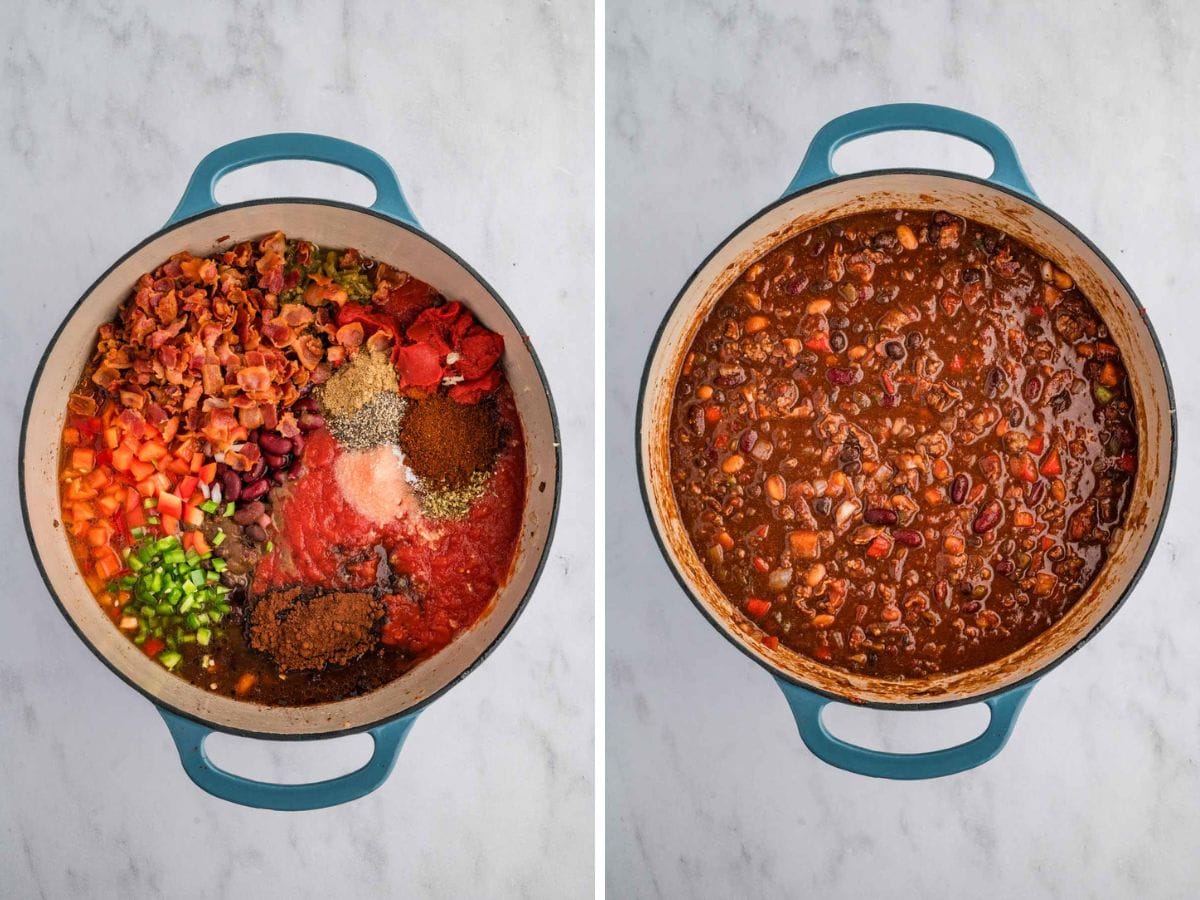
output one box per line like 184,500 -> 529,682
607,1 -> 1200,897
0,1 -> 593,897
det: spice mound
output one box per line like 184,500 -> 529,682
248,587 -> 384,671
399,394 -> 500,483
321,349 -> 398,417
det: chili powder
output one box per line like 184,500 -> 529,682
398,393 -> 500,485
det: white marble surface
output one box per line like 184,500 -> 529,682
0,2 -> 592,898
607,2 -> 1200,897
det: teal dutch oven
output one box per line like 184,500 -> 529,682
638,104 -> 1175,779
22,134 -> 560,809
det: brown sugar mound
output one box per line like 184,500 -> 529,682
248,588 -> 384,671
398,394 -> 500,485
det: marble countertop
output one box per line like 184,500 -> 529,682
0,2 -> 592,897
606,1 -> 1200,897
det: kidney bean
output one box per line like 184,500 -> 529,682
961,600 -> 982,614
242,458 -> 267,483
244,523 -> 268,543
220,470 -> 242,502
864,507 -> 898,526
1027,480 -> 1046,505
739,430 -> 758,454
241,478 -> 270,501
1023,375 -> 1043,402
826,367 -> 857,386
298,412 -> 326,431
233,501 -> 267,526
894,529 -> 924,547
258,432 -> 292,455
264,452 -> 290,469
271,470 -> 287,485
293,396 -> 319,414
289,432 -> 305,456
950,473 -> 969,505
972,500 -> 1003,533
286,458 -> 305,478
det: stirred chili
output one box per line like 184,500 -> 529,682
670,209 -> 1137,679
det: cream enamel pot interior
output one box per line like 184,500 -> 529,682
638,105 -> 1174,779
21,134 -> 560,810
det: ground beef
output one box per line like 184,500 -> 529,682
248,588 -> 384,671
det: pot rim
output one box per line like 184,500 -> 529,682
21,196 -> 563,740
636,167 -> 1177,711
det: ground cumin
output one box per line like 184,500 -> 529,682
248,588 -> 384,671
320,349 -> 398,418
398,393 -> 500,485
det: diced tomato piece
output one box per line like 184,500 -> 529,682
134,478 -> 157,498
142,637 -> 166,658
1039,449 -> 1063,478
156,492 -> 183,519
96,494 -> 122,516
159,514 -> 180,536
752,556 -> 770,573
746,598 -> 772,619
153,472 -> 172,494
950,354 -> 964,372
103,427 -> 120,449
125,504 -> 146,529
713,433 -> 729,450
128,458 -> 155,481
123,487 -> 141,512
814,645 -> 833,662
111,446 -> 135,472
70,447 -> 96,472
1040,536 -> 1056,551
177,475 -> 199,501
69,519 -> 90,538
1031,304 -> 1047,317
165,457 -> 190,476
1117,454 -> 1136,474
1027,434 -> 1045,455
704,405 -> 721,424
62,427 -> 81,446
189,452 -> 204,474
183,502 -> 204,528
198,462 -> 218,485
136,440 -> 168,463
762,635 -> 780,651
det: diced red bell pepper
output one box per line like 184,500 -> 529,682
198,462 -> 218,485
176,475 -> 199,501
746,598 -> 772,619
1009,454 -> 1039,483
762,635 -> 780,651
103,427 -> 120,450
156,492 -> 183,519
191,531 -> 212,556
93,551 -> 122,581
865,534 -> 892,558
128,458 -> 155,481
1039,449 -> 1063,478
142,637 -> 166,658
804,332 -> 833,354
182,502 -> 204,528
1027,434 -> 1045,455
1117,454 -> 1136,474
159,514 -> 180,536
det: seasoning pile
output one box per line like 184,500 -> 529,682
321,349 -> 408,450
249,587 -> 384,671
399,394 -> 502,518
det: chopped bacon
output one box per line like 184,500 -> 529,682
294,335 -> 324,371
236,365 -> 272,396
68,392 -> 98,416
302,274 -> 348,307
335,321 -> 365,348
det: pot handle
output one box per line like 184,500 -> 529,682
158,707 -> 418,810
166,132 -> 420,229
776,678 -> 1036,780
784,103 -> 1037,199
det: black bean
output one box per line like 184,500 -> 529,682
962,267 -> 981,284
905,331 -> 924,351
884,341 -> 905,359
985,366 -> 1005,398
814,497 -> 833,517
830,331 -> 848,352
